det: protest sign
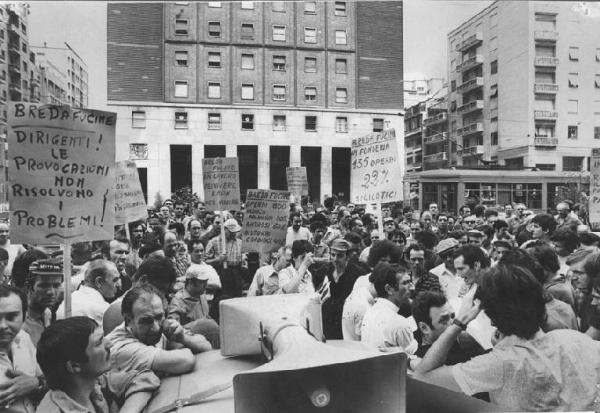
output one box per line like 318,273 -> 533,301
114,160 -> 147,225
350,129 -> 402,205
589,149 -> 600,227
8,103 -> 116,244
202,157 -> 241,211
242,189 -> 290,256
286,166 -> 309,203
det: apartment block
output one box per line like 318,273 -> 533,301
107,1 -> 404,204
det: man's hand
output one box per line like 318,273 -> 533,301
457,285 -> 482,325
162,319 -> 185,343
0,370 -> 39,407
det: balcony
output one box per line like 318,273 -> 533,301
534,83 -> 558,94
424,132 -> 448,145
8,63 -> 20,74
423,112 -> 447,127
0,94 -> 6,103
457,100 -> 484,116
460,145 -> 484,157
534,136 -> 558,147
8,41 -> 20,54
424,152 -> 448,163
534,30 -> 558,42
534,110 -> 558,120
8,23 -> 19,34
457,77 -> 484,94
457,54 -> 483,72
457,122 -> 484,137
0,75 -> 5,86
30,77 -> 39,87
457,32 -> 483,52
9,83 -> 21,93
0,54 -> 5,64
534,56 -> 558,67
405,125 -> 422,137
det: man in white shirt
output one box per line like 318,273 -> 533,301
430,238 -> 464,301
247,246 -> 292,296
0,222 -> 26,277
285,213 -> 311,246
361,263 -> 417,353
57,259 -> 120,325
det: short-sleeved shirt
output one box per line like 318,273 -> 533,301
277,266 -> 315,294
361,298 -> 417,354
451,329 -> 600,411
22,308 -> 51,347
285,226 -> 311,246
105,322 -> 168,374
57,285 -> 109,326
429,264 -> 464,301
0,330 -> 41,413
543,297 -> 578,332
168,289 -> 210,325
36,385 -> 109,413
341,274 -> 373,341
247,265 -> 279,296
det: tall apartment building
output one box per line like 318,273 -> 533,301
107,1 -> 403,205
405,1 -> 599,213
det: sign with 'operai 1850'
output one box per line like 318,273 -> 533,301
8,103 -> 116,244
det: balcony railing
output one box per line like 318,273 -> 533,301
457,32 -> 483,52
534,30 -> 558,42
405,125 -> 422,136
0,54 -> 5,64
423,152 -> 448,163
0,75 -> 5,85
534,83 -> 558,94
424,132 -> 448,145
423,112 -> 447,127
534,56 -> 558,67
457,77 -> 484,94
8,23 -> 19,34
8,41 -> 20,54
457,122 -> 484,137
457,54 -> 483,72
460,145 -> 484,157
534,110 -> 558,120
534,136 -> 558,147
457,100 -> 484,115
8,64 -> 20,74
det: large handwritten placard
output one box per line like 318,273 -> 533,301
8,103 -> 116,244
114,160 -> 147,225
202,157 -> 241,211
242,189 -> 290,256
350,129 -> 402,204
286,166 -> 308,203
589,152 -> 600,226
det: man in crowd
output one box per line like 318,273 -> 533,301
127,221 -> 146,273
57,260 -> 121,325
101,237 -> 132,295
0,222 -> 26,277
164,231 -> 190,279
383,217 -> 396,240
530,213 -> 556,244
188,240 -> 222,291
247,246 -> 292,296
172,200 -> 187,224
286,212 -> 311,246
106,285 -> 212,376
555,201 -> 581,230
453,245 -> 490,295
566,248 -> 595,329
430,238 -> 464,301
205,218 -> 244,298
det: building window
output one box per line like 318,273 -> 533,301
208,82 -> 221,99
129,144 -> 148,160
174,81 -> 188,98
335,2 -> 347,16
241,53 -> 254,69
335,30 -> 347,45
242,114 -> 254,130
595,74 -> 600,88
208,21 -> 221,37
273,85 -> 286,101
569,47 -> 579,61
240,1 -> 254,9
273,55 -> 286,71
536,164 -> 555,171
241,23 -> 254,39
132,111 -> 146,128
595,127 -> 600,140
490,60 -> 498,75
272,1 -> 285,12
335,58 -> 347,74
208,113 -> 221,130
273,115 -> 286,130
304,28 -> 317,44
568,125 -> 578,139
563,156 -> 583,172
304,57 -> 317,72
273,25 -> 286,41
568,73 -> 579,88
241,84 -> 254,100
373,118 -> 384,132
305,116 -> 317,131
336,116 -> 348,133
490,84 -> 498,98
568,100 -> 578,114
208,52 -> 221,68
207,2 -> 221,7
490,36 -> 498,52
335,88 -> 348,103
175,112 -> 188,129
595,100 -> 600,115
175,19 -> 188,35
304,87 -> 317,101
175,51 -> 188,66
491,131 -> 498,145
489,12 -> 498,28
304,1 -> 316,14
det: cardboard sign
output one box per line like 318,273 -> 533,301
202,157 -> 241,211
350,129 -> 402,205
114,160 -> 147,224
242,189 -> 290,256
589,154 -> 600,226
286,166 -> 308,203
8,103 -> 116,244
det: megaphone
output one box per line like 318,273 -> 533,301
233,318 -> 407,413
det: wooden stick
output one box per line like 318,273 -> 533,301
63,243 -> 72,318
221,213 -> 227,269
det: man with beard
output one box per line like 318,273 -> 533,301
285,212 -> 311,246
106,285 -> 211,376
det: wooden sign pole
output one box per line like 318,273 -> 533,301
63,242 -> 72,318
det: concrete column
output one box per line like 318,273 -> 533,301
147,161 -> 161,207
226,144 -> 237,158
290,145 -> 301,167
456,182 -> 466,212
158,143 -> 171,200
258,144 -> 270,189
321,146 -> 332,203
541,182 -> 548,211
418,181 -> 423,212
192,143 -> 204,201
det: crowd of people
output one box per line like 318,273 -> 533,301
0,195 -> 599,412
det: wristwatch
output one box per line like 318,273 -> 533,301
452,319 -> 468,331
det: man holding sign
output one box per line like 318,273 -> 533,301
205,218 -> 243,298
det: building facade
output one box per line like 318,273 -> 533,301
107,1 -> 404,205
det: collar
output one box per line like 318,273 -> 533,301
181,288 -> 201,301
494,329 -> 545,349
79,285 -> 106,300
47,386 -> 106,413
373,297 -> 400,314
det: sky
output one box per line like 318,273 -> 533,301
27,1 -> 493,111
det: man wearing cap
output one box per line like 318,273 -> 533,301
320,239 -> 365,339
22,258 -> 64,346
383,217 -> 396,241
168,264 -> 220,348
205,218 -> 244,297
467,229 -> 488,256
430,238 -> 464,301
